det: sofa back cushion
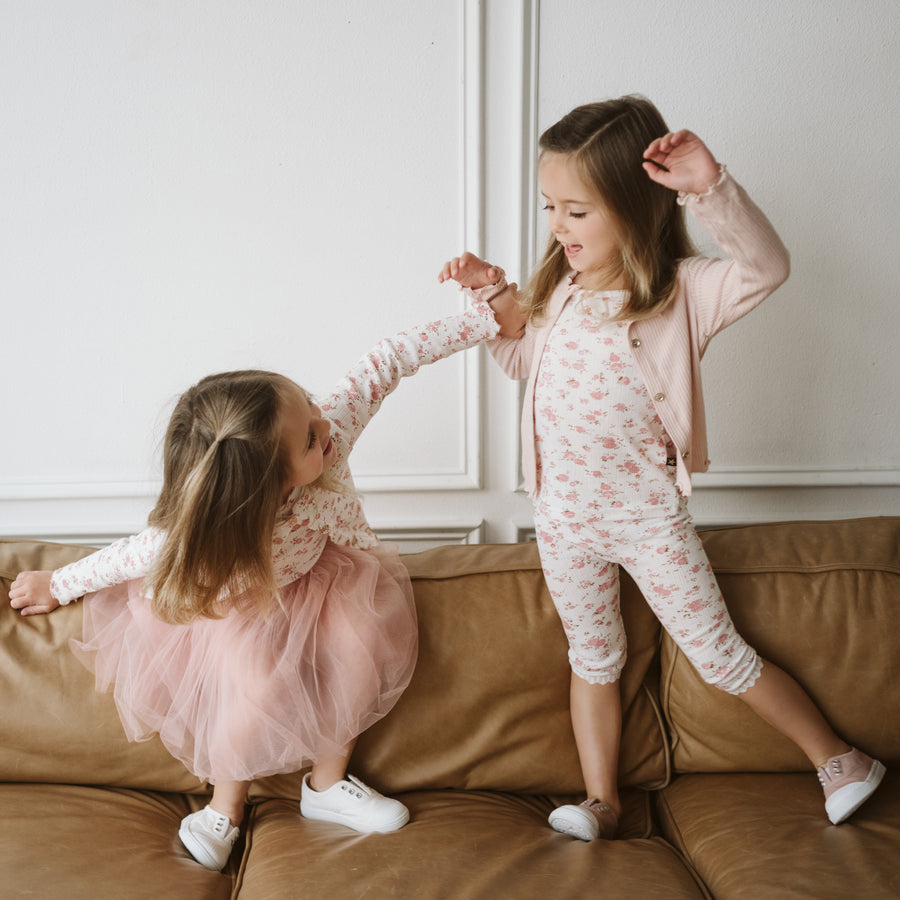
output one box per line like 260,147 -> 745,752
1,538 -> 668,796
0,540 -> 206,793
340,542 -> 667,796
661,517 -> 900,773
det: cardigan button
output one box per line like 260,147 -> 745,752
631,338 -> 641,348
653,392 -> 665,402
682,450 -> 690,459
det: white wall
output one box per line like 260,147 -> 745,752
531,0 -> 900,527
2,1 -> 898,549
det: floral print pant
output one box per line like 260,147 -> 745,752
534,504 -> 762,694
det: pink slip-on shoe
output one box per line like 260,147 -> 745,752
549,798 -> 619,841
817,747 -> 886,824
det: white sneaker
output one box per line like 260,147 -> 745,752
300,773 -> 410,833
178,805 -> 240,871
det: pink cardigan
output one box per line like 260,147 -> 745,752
481,169 -> 790,497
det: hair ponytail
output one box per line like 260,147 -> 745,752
146,371 -> 291,624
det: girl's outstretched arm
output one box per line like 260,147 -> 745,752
320,290 -> 502,454
21,529 -> 164,611
439,252 -> 526,339
9,570 -> 59,616
642,130 -> 720,195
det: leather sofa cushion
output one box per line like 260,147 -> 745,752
255,541 -> 668,799
3,538 -> 667,796
357,542 -> 668,794
661,517 -> 900,773
0,540 -> 206,793
657,772 -> 900,899
0,783 -> 232,898
236,791 -> 707,899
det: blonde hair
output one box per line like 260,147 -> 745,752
146,370 -> 298,624
522,95 -> 696,324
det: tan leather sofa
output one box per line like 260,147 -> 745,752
2,517 -> 898,899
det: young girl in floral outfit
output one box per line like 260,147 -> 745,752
440,94 -> 884,840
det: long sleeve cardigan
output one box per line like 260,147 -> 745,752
481,169 -> 790,498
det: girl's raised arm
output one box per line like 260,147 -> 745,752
642,130 -> 720,196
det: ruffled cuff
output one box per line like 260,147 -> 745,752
49,571 -> 76,606
465,272 -> 509,306
677,163 -> 728,206
467,295 -> 502,340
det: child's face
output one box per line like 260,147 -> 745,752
279,385 -> 335,498
539,151 -> 624,290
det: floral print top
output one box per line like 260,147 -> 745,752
483,168 -> 791,498
50,300 -> 500,604
533,288 -> 681,524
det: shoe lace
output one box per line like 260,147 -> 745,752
817,758 -> 843,786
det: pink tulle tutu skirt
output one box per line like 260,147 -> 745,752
70,540 -> 417,784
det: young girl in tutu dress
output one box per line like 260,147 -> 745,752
9,296 -> 503,870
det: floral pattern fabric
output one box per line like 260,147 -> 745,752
50,300 -> 500,604
530,289 -> 762,695
533,289 -> 680,524
535,505 -> 762,693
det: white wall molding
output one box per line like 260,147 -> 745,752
692,467 -> 900,489
515,523 -> 537,543
461,0 -> 485,258
372,519 -> 485,554
2,467 -> 897,544
505,0 -> 539,493
0,481 -> 159,501
0,519 -> 487,553
451,0 -> 487,493
351,0 -> 489,494
333,0 -> 489,494
0,529 -> 131,548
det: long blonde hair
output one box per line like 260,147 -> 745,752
146,370 -> 297,624
523,95 -> 696,324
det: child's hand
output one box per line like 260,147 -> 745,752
438,252 -> 503,290
9,571 -> 60,616
642,130 -> 720,196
